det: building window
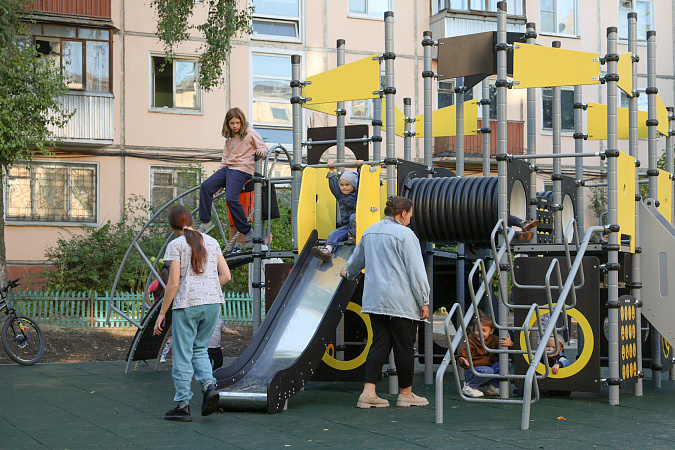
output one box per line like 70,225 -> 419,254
6,162 -> 97,223
619,0 -> 653,40
349,0 -> 393,19
32,24 -> 111,92
150,167 -> 200,216
151,56 -> 200,111
252,52 -> 294,145
350,99 -> 373,122
438,80 -> 454,108
251,0 -> 300,41
433,0 -> 523,15
542,87 -> 574,131
540,0 -> 577,36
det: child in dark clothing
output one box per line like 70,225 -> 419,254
311,160 -> 362,262
457,310 -> 513,398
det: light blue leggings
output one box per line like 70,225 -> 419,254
171,303 -> 220,404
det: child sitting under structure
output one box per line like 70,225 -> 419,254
311,160 -> 362,262
458,310 -> 513,398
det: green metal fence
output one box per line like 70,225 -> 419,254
6,291 -> 263,327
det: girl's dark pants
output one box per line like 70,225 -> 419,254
363,314 -> 418,389
199,167 -> 252,234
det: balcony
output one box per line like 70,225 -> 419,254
49,92 -> 114,147
433,119 -> 524,157
27,0 -> 111,19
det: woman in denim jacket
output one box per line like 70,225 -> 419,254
341,196 -> 430,408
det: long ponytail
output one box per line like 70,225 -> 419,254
168,205 -> 206,274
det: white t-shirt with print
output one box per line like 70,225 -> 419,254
163,233 -> 225,309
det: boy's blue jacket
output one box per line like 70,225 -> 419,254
344,216 -> 430,321
327,172 -> 358,226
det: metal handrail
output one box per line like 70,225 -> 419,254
520,225 -> 605,429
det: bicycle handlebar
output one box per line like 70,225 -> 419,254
3,278 -> 20,293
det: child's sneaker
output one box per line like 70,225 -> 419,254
160,355 -> 166,364
486,385 -> 500,396
519,219 -> 538,232
516,231 -> 534,241
345,234 -> 356,245
165,404 -> 192,421
461,383 -> 484,398
311,246 -> 332,263
243,232 -> 253,251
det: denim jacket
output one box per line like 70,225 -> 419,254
344,216 -> 430,321
327,172 -> 358,227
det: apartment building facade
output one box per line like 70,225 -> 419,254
9,0 -> 674,284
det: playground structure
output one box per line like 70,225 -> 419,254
108,3 -> 675,430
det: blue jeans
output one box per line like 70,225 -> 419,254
464,362 -> 505,388
199,167 -> 252,234
326,214 -> 356,252
171,303 -> 220,403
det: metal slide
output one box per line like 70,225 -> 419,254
213,230 -> 359,413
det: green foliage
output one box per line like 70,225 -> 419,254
43,195 -> 167,293
0,0 -> 71,169
151,0 -> 252,91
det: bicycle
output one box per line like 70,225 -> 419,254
0,278 -> 45,365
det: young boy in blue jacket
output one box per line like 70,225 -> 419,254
312,161 -> 361,262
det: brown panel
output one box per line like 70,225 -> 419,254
28,0 -> 111,19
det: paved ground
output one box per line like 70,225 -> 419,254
1,359 -> 675,449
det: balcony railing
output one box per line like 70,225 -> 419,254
49,92 -> 114,147
433,119 -> 524,156
27,0 -> 111,19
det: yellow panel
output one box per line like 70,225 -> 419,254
415,99 -> 479,138
513,44 -> 600,88
304,102 -> 338,116
656,94 -> 669,136
617,52 -> 633,97
297,168 -> 317,248
355,164 -> 383,243
303,54 -> 380,105
315,168 -> 337,240
381,97 -> 406,137
617,151 -> 636,253
658,169 -> 672,218
587,103 -> 648,140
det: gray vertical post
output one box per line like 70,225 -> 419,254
646,29 -> 662,389
336,39 -> 346,362
252,156 -> 263,334
627,11 -> 643,397
606,26 -> 620,406
384,10 -> 398,395
422,30 -> 435,386
496,1 -> 509,399
404,98 -> 412,161
291,55 -> 302,252
573,87 -> 585,235
525,23 -> 538,241
481,78 -> 491,177
373,96 -> 382,161
337,40 -> 346,165
552,41 -> 563,244
456,77 -> 466,384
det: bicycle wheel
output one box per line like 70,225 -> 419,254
2,315 -> 45,365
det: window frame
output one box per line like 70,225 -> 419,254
149,53 -> 202,114
5,161 -> 99,226
149,165 -> 201,217
432,0 -> 525,17
618,0 -> 654,42
250,49 -> 298,147
32,23 -> 113,93
348,0 -> 395,20
539,0 -> 579,38
250,0 -> 303,43
541,86 -> 575,134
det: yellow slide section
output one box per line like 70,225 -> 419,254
513,44 -> 600,88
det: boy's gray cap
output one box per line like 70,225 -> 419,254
340,170 -> 359,189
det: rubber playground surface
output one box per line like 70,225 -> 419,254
2,359 -> 675,449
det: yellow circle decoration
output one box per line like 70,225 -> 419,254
520,307 -> 594,378
631,306 -> 635,320
621,306 -> 625,321
321,302 -> 373,371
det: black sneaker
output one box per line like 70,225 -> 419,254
345,235 -> 356,245
202,383 -> 220,416
225,246 -> 244,257
165,404 -> 192,421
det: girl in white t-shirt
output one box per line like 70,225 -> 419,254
154,205 -> 231,421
